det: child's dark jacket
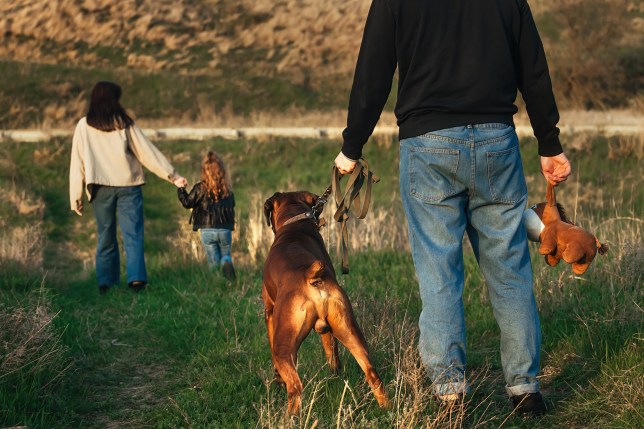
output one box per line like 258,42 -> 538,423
178,182 -> 235,231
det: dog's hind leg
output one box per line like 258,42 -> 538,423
327,295 -> 389,408
262,286 -> 283,384
272,300 -> 315,414
562,242 -> 585,265
320,331 -> 341,374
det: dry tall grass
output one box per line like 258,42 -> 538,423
0,186 -> 46,268
0,0 -> 369,78
1,0 -> 219,68
167,219 -> 207,264
255,296 -> 507,428
0,283 -> 71,391
0,224 -> 45,269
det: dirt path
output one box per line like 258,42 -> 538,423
2,110 -> 641,142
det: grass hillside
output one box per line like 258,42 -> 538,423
1,0 -> 642,128
1,132 -> 642,427
0,0 -> 370,129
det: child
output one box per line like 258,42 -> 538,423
178,151 -> 236,280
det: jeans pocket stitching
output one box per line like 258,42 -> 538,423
476,123 -> 512,129
478,128 -> 516,146
418,133 -> 467,145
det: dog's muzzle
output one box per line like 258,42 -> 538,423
523,206 -> 545,242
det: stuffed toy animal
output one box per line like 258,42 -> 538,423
523,183 -> 608,275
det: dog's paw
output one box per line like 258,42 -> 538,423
545,254 -> 560,267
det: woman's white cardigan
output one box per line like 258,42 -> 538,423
69,117 -> 177,210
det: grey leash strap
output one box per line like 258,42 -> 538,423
331,159 -> 379,274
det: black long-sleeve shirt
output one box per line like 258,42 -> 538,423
342,0 -> 563,159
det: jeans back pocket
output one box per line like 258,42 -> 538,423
486,144 -> 527,204
409,147 -> 460,203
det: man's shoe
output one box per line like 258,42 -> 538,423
511,392 -> 547,416
222,262 -> 236,281
99,285 -> 110,295
128,281 -> 146,292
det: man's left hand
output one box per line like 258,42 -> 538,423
540,152 -> 572,186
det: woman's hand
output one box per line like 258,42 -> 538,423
173,176 -> 188,188
73,204 -> 83,216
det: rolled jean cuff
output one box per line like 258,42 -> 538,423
505,382 -> 539,397
433,381 -> 470,396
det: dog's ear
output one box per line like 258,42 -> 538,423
264,192 -> 281,233
302,191 -> 319,208
556,203 -> 575,225
531,202 -> 546,220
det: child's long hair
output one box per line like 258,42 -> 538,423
201,151 -> 231,201
86,81 -> 134,131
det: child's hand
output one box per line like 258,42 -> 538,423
173,176 -> 188,188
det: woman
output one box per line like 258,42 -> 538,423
178,151 -> 236,280
69,81 -> 187,294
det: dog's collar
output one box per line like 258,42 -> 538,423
282,211 -> 315,227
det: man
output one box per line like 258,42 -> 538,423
334,0 -> 572,416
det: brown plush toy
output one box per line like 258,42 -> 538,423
523,183 -> 608,275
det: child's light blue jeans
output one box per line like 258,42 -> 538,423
200,228 -> 233,269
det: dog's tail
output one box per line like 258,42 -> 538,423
306,260 -> 325,287
596,237 -> 609,256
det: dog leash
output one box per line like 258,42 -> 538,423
330,158 -> 380,274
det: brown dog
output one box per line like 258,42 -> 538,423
262,191 -> 389,414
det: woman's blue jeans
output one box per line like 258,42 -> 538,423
92,186 -> 147,286
199,228 -> 233,269
399,124 -> 540,397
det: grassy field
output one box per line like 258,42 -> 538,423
0,132 -> 642,428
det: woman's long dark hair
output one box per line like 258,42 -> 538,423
86,81 -> 134,131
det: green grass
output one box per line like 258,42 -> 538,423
1,133 -> 642,428
0,59 -> 355,129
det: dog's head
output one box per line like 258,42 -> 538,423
263,191 -> 319,234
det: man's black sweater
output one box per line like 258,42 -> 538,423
342,0 -> 563,159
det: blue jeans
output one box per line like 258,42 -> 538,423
200,228 -> 233,269
92,186 -> 147,287
399,124 -> 540,397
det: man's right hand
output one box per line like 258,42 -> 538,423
334,151 -> 358,175
540,152 -> 571,186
